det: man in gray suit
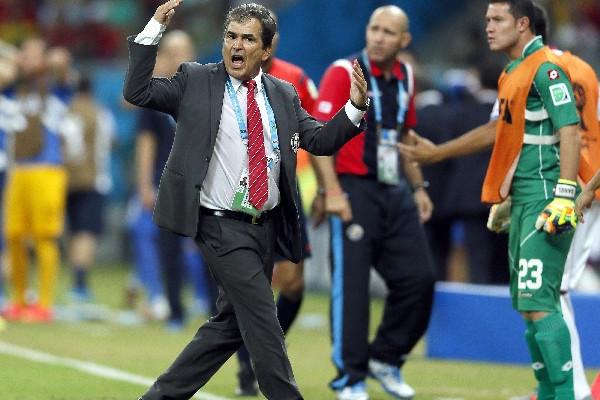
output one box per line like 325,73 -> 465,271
123,1 -> 369,399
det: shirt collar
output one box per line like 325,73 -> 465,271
229,68 -> 264,94
368,57 -> 404,80
522,35 -> 544,58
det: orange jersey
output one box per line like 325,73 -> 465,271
558,51 -> 600,197
482,46 -> 569,203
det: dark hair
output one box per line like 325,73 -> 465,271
223,3 -> 277,49
532,2 -> 549,41
489,0 -> 536,32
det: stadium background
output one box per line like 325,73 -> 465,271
0,1 -> 599,399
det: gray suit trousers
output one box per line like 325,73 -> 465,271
140,214 -> 303,400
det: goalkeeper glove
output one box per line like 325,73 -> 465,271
487,197 -> 512,233
535,179 -> 578,234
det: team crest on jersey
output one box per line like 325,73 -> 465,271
346,223 -> 364,241
547,69 -> 560,80
291,132 -> 299,153
317,101 -> 332,114
549,83 -> 572,106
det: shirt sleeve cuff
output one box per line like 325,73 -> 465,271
134,18 -> 166,46
344,100 -> 366,127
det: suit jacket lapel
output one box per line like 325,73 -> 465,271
209,62 -> 226,148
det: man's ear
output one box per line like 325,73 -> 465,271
401,31 -> 412,48
518,16 -> 531,33
262,47 -> 272,62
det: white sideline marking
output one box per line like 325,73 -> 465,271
0,340 -> 231,400
435,281 -> 510,298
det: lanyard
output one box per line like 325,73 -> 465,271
361,50 -> 407,129
225,76 -> 279,154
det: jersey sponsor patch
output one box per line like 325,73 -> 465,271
346,223 -> 364,241
547,69 -> 560,80
549,83 -> 572,106
317,101 -> 333,114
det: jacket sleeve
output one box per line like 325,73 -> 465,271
293,86 -> 365,156
123,37 -> 187,117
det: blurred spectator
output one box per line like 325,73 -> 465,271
444,62 -> 508,284
62,73 -> 116,302
413,78 -> 459,281
133,30 -> 216,330
414,59 -> 508,284
125,196 -> 169,320
1,38 -> 70,323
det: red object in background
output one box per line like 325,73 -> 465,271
583,2 -> 600,30
592,372 -> 600,400
0,0 -> 37,23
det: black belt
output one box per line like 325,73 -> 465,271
200,207 -> 271,225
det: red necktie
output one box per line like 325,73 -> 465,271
244,79 -> 268,210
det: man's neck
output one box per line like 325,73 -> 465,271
507,33 -> 536,60
263,58 -> 274,74
375,59 -> 396,80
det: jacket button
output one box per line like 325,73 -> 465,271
205,157 -> 210,162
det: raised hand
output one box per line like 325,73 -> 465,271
349,59 -> 368,110
325,191 -> 353,223
153,0 -> 184,26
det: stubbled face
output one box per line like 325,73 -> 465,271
365,10 -> 409,65
486,3 -> 521,53
222,18 -> 271,81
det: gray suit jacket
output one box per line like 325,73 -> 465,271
123,39 -> 364,262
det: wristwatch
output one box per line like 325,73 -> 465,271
351,97 -> 370,111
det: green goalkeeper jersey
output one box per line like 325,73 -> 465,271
503,37 -> 580,205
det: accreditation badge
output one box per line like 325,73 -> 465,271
231,168 -> 261,217
377,128 -> 400,185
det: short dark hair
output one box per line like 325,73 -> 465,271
532,2 -> 549,41
223,3 -> 277,49
489,0 -> 536,32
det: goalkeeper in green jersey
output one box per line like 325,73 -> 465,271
400,1 -> 582,398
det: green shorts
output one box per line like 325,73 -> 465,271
508,200 -> 574,312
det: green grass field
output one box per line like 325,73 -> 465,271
0,264 -> 597,400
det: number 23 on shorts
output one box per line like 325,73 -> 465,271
518,258 -> 544,290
